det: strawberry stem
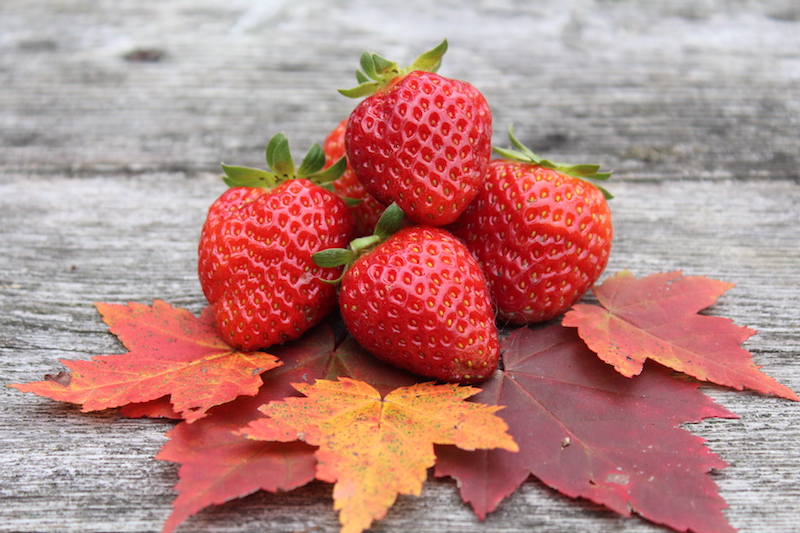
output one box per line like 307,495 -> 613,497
312,203 -> 407,282
312,247 -> 356,269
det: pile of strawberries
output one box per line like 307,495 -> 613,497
197,40 -> 613,384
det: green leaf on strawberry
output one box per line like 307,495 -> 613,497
295,144 -> 328,177
339,39 -> 448,98
222,132 -> 346,189
219,164 -> 278,188
494,125 -> 614,199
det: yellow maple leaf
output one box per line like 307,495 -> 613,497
241,378 -> 518,533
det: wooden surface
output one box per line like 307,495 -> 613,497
2,1 -> 799,532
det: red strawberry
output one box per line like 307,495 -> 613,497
314,206 -> 499,383
449,126 -> 613,324
341,39 -> 492,226
198,133 -> 354,351
323,118 -> 386,237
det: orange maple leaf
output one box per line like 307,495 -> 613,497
563,270 -> 799,401
10,300 -> 282,421
241,378 -> 518,533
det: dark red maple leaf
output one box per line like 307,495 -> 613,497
156,322 -> 420,533
435,325 -> 739,533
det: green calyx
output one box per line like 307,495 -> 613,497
221,132 -> 346,189
312,203 -> 406,282
494,125 -> 614,199
338,39 -> 449,99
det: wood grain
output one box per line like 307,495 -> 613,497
2,1 -> 799,532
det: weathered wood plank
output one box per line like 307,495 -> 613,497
2,0 -> 799,532
2,0 -> 799,180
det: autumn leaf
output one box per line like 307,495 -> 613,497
120,396 -> 181,420
156,391 -> 317,533
155,323 -> 421,533
562,270 -> 799,400
435,325 -> 739,533
10,300 -> 282,422
242,378 -> 518,533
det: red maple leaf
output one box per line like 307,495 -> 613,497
435,325 -> 739,533
120,396 -> 181,419
156,389 -> 317,533
562,270 -> 799,400
10,301 -> 282,422
156,322 -> 421,533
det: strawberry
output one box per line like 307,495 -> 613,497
449,126 -> 613,324
323,118 -> 386,237
198,133 -> 354,351
340,39 -> 492,226
314,205 -> 499,384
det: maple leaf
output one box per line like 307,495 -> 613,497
157,391 -> 317,533
562,270 -> 799,400
242,378 -> 518,533
120,396 -> 182,419
155,323 -> 421,533
435,325 -> 739,533
10,301 -> 282,422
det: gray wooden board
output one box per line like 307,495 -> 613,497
1,1 -> 799,532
